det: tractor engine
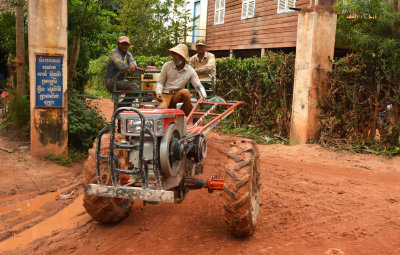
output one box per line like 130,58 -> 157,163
118,108 -> 207,191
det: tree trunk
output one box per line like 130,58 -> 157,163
68,29 -> 81,87
391,0 -> 400,12
16,0 -> 25,94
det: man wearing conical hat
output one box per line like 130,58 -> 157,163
156,43 -> 207,116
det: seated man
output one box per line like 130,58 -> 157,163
189,39 -> 216,90
156,44 -> 207,116
104,36 -> 144,107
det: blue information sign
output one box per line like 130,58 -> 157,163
35,55 -> 63,107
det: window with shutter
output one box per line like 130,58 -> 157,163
214,0 -> 225,25
241,0 -> 256,19
277,0 -> 296,14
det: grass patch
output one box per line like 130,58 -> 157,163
45,149 -> 87,167
84,87 -> 112,99
216,119 -> 288,145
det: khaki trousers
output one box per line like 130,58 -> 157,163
156,89 -> 192,116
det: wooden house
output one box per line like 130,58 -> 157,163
205,0 -> 335,57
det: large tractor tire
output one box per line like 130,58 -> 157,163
224,139 -> 260,237
83,133 -> 134,224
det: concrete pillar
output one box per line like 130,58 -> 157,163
229,50 -> 235,58
261,48 -> 266,57
28,0 -> 68,156
289,5 -> 337,145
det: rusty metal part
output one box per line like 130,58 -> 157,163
207,176 -> 224,193
183,177 -> 205,190
87,184 -> 175,203
113,173 -> 131,205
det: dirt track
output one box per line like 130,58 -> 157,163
0,99 -> 400,255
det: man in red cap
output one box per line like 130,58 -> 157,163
105,36 -> 146,107
156,44 -> 207,116
105,36 -> 145,107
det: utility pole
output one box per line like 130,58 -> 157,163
15,0 -> 25,94
290,0 -> 337,145
28,0 -> 68,157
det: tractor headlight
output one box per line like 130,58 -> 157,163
145,120 -> 154,132
127,119 -> 141,133
156,120 -> 163,134
126,119 -> 154,133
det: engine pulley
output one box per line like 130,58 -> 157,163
195,135 -> 207,162
160,124 -> 184,177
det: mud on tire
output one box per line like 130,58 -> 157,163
83,133 -> 134,224
223,139 -> 260,237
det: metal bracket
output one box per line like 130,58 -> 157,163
87,184 -> 175,203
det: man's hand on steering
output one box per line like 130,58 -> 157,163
128,63 -> 136,74
197,67 -> 205,74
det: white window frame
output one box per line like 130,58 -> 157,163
193,0 -> 201,43
241,0 -> 256,20
214,0 -> 225,25
277,0 -> 296,14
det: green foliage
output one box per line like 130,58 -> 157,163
335,0 -> 400,78
318,54 -> 400,156
45,148 -> 87,166
215,52 -> 295,138
0,11 -> 16,56
86,55 -> 109,96
1,91 -> 30,135
85,54 -> 170,96
68,0 -> 122,91
327,0 -> 400,155
0,2 -> 29,68
68,0 -> 193,92
135,55 -> 171,70
68,89 -> 107,151
119,0 -> 194,56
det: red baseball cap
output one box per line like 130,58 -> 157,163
118,36 -> 130,45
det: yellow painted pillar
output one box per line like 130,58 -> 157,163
28,0 -> 68,156
290,5 -> 337,145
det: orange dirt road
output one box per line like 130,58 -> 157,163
0,99 -> 399,254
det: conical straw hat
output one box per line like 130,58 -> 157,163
168,44 -> 190,62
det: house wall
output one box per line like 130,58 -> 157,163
206,0 -> 311,51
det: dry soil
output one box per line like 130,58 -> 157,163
0,98 -> 399,255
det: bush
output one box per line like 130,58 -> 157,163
1,91 -> 30,135
86,55 -> 109,97
68,89 -> 107,151
135,55 -> 171,70
215,52 -> 295,138
318,54 -> 400,155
